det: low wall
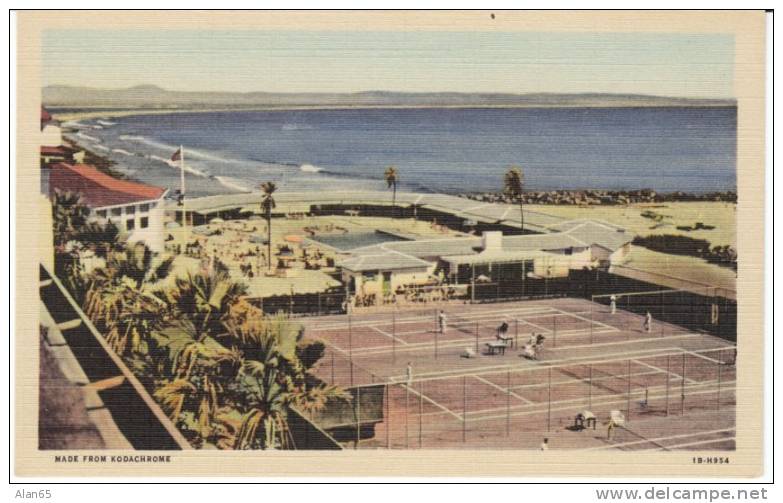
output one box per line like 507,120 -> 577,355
287,408 -> 344,450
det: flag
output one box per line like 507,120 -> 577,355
171,148 -> 182,162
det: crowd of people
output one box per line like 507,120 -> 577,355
164,219 -> 344,283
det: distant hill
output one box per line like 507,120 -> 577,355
42,85 -> 736,109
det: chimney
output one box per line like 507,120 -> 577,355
481,231 -> 503,252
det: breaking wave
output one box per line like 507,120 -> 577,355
214,176 -> 251,193
281,123 -> 313,131
149,154 -> 210,178
61,120 -> 86,128
76,131 -> 100,142
299,163 -> 323,173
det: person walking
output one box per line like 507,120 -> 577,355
540,437 -> 549,451
643,311 -> 652,333
437,310 -> 447,334
610,294 -> 617,315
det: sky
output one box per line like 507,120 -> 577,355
42,30 -> 734,98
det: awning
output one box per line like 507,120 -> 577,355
442,249 -> 553,267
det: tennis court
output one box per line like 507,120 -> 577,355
301,297 -> 736,450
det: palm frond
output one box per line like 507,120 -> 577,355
503,166 -> 525,197
293,384 -> 351,414
154,378 -> 196,421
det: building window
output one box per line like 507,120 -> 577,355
140,203 -> 150,212
140,216 -> 149,229
126,205 -> 136,215
96,209 -> 107,218
111,207 -> 122,217
126,218 -> 135,231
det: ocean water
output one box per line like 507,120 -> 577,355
59,107 -> 737,197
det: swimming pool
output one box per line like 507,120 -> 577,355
309,230 -> 409,251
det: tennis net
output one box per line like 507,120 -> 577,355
556,363 -> 630,396
444,312 -> 499,338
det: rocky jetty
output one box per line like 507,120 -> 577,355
458,189 -> 737,206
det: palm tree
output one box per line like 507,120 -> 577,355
78,220 -> 123,258
106,241 -> 175,290
151,305 -> 346,449
165,264 -> 248,340
52,190 -> 90,248
82,242 -> 175,356
503,166 -> 525,234
151,320 -> 243,445
384,166 -> 399,217
51,190 -> 123,302
260,182 -> 277,271
217,312 -> 349,449
87,285 -> 165,357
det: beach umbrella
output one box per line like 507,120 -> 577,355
285,235 -> 303,243
278,249 -> 295,257
165,221 -> 181,229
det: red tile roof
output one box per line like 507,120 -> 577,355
41,145 -> 73,156
49,163 -> 166,208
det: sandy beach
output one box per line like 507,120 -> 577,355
528,202 -> 736,248
524,202 -> 736,291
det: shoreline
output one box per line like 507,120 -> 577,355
50,103 -> 737,122
59,116 -> 737,204
65,134 -> 738,203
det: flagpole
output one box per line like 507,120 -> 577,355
180,144 -> 186,199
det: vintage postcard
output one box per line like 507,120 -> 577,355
14,10 -> 767,478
